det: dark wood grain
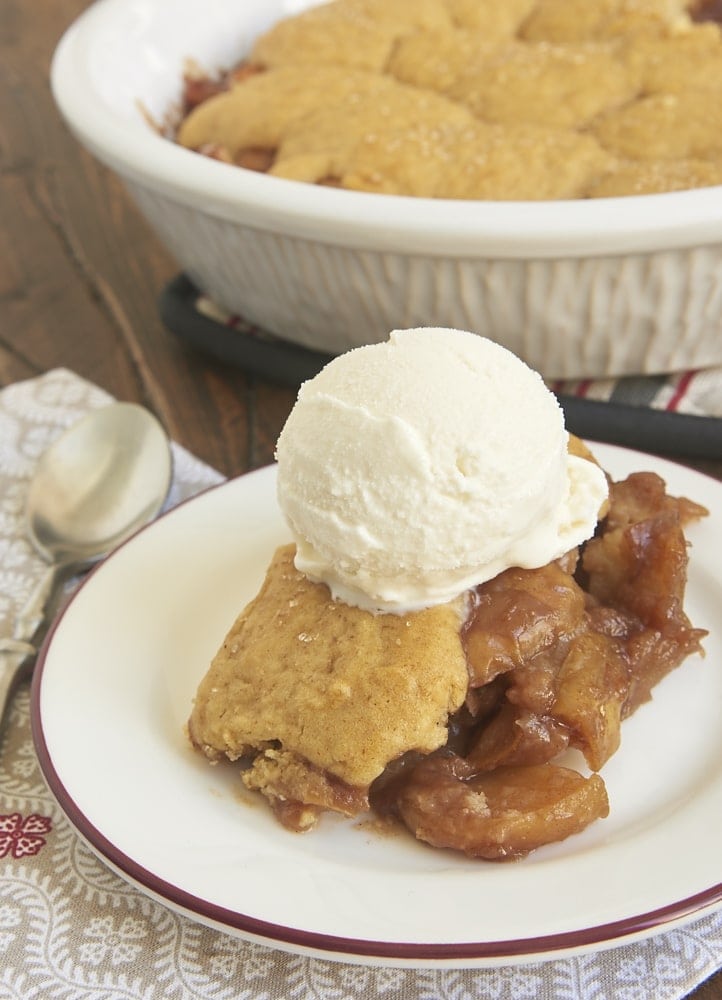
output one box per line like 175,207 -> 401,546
0,0 -> 296,477
1,2 -> 720,994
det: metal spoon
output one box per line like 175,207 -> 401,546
0,401 -> 173,722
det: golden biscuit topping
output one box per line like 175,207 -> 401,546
176,0 -> 722,198
188,544 -> 469,789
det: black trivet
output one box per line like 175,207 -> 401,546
160,273 -> 722,460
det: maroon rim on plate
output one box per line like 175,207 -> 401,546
28,578 -> 722,966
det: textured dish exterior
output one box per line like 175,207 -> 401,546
53,0 -> 722,378
130,183 -> 722,377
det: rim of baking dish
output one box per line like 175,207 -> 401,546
51,0 -> 722,259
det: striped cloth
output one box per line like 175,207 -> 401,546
549,369 -> 722,419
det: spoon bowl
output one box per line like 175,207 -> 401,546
1,401 -> 172,725
26,402 -> 173,567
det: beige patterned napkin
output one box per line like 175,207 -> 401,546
1,368 -> 720,999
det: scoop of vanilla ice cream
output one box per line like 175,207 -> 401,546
275,328 -> 608,613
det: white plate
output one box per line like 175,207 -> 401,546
31,444 -> 722,968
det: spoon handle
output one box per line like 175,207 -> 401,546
0,642 -> 36,727
0,565 -> 64,729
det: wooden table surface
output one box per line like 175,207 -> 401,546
0,0 -> 297,480
1,2 -> 720,997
